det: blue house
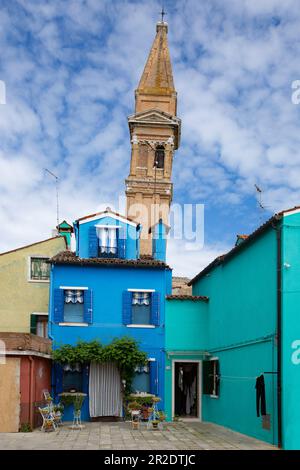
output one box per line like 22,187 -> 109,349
48,209 -> 172,421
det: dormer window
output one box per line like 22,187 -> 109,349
96,226 -> 118,257
155,145 -> 165,169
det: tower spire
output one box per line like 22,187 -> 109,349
135,15 -> 176,116
126,20 -> 181,256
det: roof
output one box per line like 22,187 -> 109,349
75,208 -> 137,226
137,22 -> 175,95
57,220 -> 73,231
49,251 -> 170,269
0,236 -> 67,257
188,206 -> 300,286
166,295 -> 209,302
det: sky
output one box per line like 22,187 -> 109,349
1,0 -> 300,277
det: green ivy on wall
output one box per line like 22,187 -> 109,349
52,337 -> 148,395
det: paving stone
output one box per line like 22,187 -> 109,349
0,421 -> 277,450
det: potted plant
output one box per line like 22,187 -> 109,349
157,411 -> 166,422
152,396 -> 161,404
141,405 -> 153,420
128,401 -> 140,412
152,420 -> 159,429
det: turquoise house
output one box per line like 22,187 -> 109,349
165,206 -> 300,450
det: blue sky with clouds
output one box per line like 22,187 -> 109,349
1,0 -> 300,277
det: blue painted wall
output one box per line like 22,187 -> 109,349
49,262 -> 171,420
74,215 -> 139,260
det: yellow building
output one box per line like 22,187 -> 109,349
0,236 -> 66,336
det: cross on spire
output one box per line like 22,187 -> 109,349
160,6 -> 166,22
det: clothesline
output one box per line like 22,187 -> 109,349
212,373 -> 273,381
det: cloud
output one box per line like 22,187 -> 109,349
1,0 -> 300,276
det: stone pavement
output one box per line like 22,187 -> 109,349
0,421 -> 277,450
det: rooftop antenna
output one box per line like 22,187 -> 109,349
44,168 -> 60,227
254,184 -> 266,221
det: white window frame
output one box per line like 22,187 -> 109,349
60,287 -> 87,324
28,255 -> 50,283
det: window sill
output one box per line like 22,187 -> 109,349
28,279 -> 50,283
126,324 -> 156,329
209,394 -> 219,399
58,322 -> 89,327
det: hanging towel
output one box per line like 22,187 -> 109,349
255,374 -> 266,417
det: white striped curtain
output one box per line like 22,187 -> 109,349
89,362 -> 122,417
132,292 -> 150,305
97,228 -> 118,254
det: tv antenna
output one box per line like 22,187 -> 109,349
254,183 -> 268,223
44,168 -> 60,227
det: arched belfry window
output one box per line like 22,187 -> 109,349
155,145 -> 165,169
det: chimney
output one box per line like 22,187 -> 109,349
56,220 -> 73,249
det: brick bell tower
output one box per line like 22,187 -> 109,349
125,20 -> 181,256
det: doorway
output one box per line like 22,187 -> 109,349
173,361 -> 201,419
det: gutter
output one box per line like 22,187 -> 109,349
275,223 -> 283,448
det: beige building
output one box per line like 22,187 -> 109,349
126,21 -> 181,255
0,236 -> 66,335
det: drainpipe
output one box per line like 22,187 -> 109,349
276,222 -> 282,448
28,356 -> 34,429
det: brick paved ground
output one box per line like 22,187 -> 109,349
0,421 -> 277,450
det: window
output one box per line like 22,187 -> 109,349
30,257 -> 50,281
63,364 -> 83,392
203,359 -> 220,397
96,227 -> 118,257
122,291 -> 160,326
36,316 -> 48,338
30,313 -> 48,337
154,146 -> 165,169
64,290 -> 84,323
131,292 -> 151,325
132,363 -> 150,393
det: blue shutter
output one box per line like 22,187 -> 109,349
149,361 -> 158,396
53,288 -> 64,323
83,289 -> 93,324
122,291 -> 132,325
150,291 -> 160,326
118,226 -> 126,259
88,226 -> 98,258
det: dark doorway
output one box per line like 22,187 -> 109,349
174,362 -> 198,418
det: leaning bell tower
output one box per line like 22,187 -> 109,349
125,19 -> 181,256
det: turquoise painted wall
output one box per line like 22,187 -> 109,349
164,299 -> 208,421
191,227 -> 278,445
281,212 -> 300,449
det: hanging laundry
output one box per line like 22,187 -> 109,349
255,374 -> 266,417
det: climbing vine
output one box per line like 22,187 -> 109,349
52,337 -> 147,394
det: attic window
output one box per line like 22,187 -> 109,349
155,146 -> 165,169
96,226 -> 118,257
